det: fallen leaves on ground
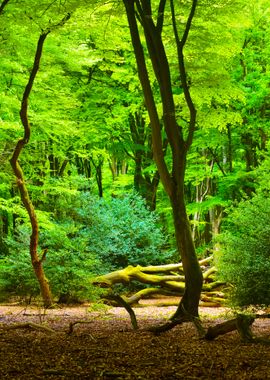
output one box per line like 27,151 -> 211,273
0,303 -> 270,379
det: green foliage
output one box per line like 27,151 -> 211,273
1,0 -> 270,303
0,190 -> 170,301
0,220 -> 101,303
76,192 -> 172,270
217,194 -> 270,306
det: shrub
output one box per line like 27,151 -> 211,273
217,194 -> 270,306
0,191 -> 171,301
76,192 -> 172,271
0,222 -> 101,303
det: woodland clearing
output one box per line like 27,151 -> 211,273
0,300 -> 270,379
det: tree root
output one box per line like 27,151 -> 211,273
148,311 -> 270,344
148,303 -> 206,338
205,314 -> 254,341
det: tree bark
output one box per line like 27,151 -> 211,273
170,192 -> 203,319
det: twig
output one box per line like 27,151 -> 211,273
67,320 -> 94,335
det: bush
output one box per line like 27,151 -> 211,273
0,222 -> 101,303
217,194 -> 270,306
0,191 -> 171,302
76,192 -> 171,271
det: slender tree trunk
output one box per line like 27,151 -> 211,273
9,32 -> 53,307
91,156 -> 104,197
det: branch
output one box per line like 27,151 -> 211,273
205,314 -> 255,342
19,31 -> 50,149
123,0 -> 172,197
136,0 -> 184,156
40,248 -> 48,263
67,321 -> 94,335
170,0 -> 198,149
208,147 -> 226,176
110,294 -> 138,330
0,0 -> 9,15
0,322 -> 55,333
179,0 -> 198,48
156,0 -> 166,35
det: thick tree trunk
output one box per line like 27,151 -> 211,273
170,191 -> 203,319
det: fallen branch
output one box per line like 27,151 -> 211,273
67,320 -> 94,335
109,294 -> 138,330
94,256 -> 225,307
205,314 -> 254,342
0,322 -> 55,333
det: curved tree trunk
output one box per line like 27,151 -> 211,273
10,32 -> 53,307
9,13 -> 71,307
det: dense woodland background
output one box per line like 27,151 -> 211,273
0,0 -> 270,308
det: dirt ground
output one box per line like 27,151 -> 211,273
0,301 -> 270,379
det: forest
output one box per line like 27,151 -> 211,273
0,0 -> 270,378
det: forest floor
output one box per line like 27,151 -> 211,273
0,299 -> 270,379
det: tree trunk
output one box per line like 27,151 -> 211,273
123,0 -> 202,322
123,0 -> 202,319
91,156 -> 104,198
10,32 -> 53,308
170,189 -> 203,319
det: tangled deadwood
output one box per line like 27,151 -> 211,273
94,255 -> 226,307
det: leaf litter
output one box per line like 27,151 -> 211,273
0,303 -> 270,379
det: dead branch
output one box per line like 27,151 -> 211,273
109,295 -> 138,330
94,257 -> 224,307
205,314 -> 255,342
0,322 -> 55,333
67,321 -> 94,335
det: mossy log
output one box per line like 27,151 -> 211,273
94,256 -> 225,306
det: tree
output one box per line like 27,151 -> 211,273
4,2 -> 72,307
9,30 -> 55,308
122,0 -> 203,322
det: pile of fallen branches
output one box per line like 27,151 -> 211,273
94,255 -> 226,307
